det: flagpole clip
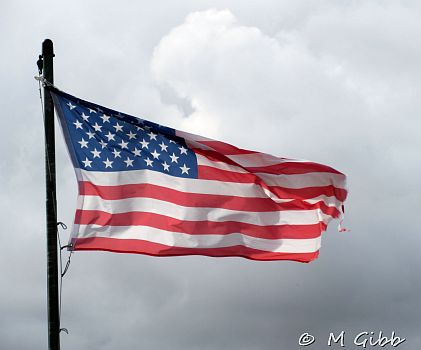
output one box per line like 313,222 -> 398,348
34,75 -> 58,90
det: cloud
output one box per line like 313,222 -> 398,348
151,9 -> 364,160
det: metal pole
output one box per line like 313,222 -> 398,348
42,38 -> 60,350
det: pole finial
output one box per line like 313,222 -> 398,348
42,39 -> 55,57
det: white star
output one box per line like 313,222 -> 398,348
124,157 -> 134,167
113,122 -> 123,132
82,158 -> 92,168
151,149 -> 160,159
100,114 -> 111,123
112,149 -> 121,158
126,131 -> 137,140
180,164 -> 190,175
139,139 -> 149,149
99,140 -> 108,149
143,125 -> 151,130
105,132 -> 115,141
81,113 -> 89,121
88,108 -> 97,114
73,120 -> 83,129
144,157 -> 153,167
132,147 -> 141,157
92,123 -> 102,132
119,140 -> 129,149
86,130 -> 95,139
179,146 -> 188,155
162,161 -> 170,171
169,153 -> 179,163
91,148 -> 101,158
67,101 -> 76,110
159,141 -> 168,152
169,139 -> 176,144
136,125 -> 144,131
78,138 -> 88,148
103,158 -> 113,168
148,131 -> 157,140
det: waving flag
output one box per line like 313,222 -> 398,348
52,89 -> 347,262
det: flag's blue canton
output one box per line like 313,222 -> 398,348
55,94 -> 198,179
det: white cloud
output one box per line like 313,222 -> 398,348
151,9 -> 368,162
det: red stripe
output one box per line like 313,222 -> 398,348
79,181 -> 340,216
75,210 -> 327,239
198,165 -> 347,203
71,237 -> 319,262
198,165 -> 254,183
245,162 -> 343,175
197,140 -> 257,155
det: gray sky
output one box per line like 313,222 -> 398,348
1,1 -> 420,349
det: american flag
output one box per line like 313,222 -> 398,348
52,89 -> 347,262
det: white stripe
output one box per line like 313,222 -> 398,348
304,195 -> 343,208
77,224 -> 322,253
256,172 -> 347,188
227,153 -> 309,168
228,153 -> 281,167
78,196 -> 334,226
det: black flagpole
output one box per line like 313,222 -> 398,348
42,39 -> 61,350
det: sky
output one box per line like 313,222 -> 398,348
1,1 -> 420,349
